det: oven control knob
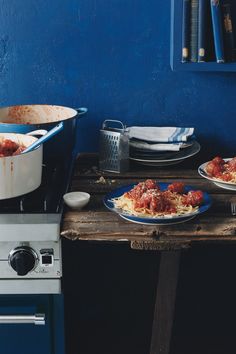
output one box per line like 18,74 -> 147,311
9,247 -> 38,276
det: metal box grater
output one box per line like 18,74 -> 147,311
99,120 -> 129,173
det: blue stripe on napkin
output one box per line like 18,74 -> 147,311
127,127 -> 194,143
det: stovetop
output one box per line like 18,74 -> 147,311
0,157 -> 73,214
0,157 -> 74,241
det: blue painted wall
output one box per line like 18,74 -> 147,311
0,0 -> 235,156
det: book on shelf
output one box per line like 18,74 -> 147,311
181,0 -> 214,63
210,0 -> 225,63
197,0 -> 208,62
221,0 -> 236,62
180,0 -> 236,64
190,0 -> 199,62
182,0 -> 191,62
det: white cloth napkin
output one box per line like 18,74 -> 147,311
127,126 -> 194,143
129,140 -> 193,152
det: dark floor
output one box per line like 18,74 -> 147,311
62,239 -> 236,354
171,244 -> 236,354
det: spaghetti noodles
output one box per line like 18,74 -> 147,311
112,180 -> 204,218
205,157 -> 236,184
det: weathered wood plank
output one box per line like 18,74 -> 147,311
149,251 -> 181,354
70,178 -> 234,195
74,153 -> 204,178
61,211 -> 236,245
73,167 -> 201,179
63,210 -> 235,224
131,240 -> 190,251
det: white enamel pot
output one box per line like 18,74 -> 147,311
0,131 -> 45,200
0,105 -> 88,159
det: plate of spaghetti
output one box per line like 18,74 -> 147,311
103,179 -> 211,225
198,157 -> 236,191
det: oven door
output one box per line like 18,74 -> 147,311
0,294 -> 64,354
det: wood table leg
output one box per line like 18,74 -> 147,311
149,250 -> 181,354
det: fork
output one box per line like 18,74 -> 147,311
231,202 -> 236,216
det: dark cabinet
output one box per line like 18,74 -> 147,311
0,294 -> 64,354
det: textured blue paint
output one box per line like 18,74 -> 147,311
0,0 -> 235,157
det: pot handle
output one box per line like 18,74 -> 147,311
26,129 -> 48,136
23,122 -> 64,154
74,107 -> 88,116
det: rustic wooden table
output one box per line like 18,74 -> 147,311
61,153 -> 236,354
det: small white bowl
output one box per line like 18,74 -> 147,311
63,191 -> 90,210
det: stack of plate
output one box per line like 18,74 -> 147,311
128,126 -> 200,166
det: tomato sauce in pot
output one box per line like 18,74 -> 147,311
0,139 -> 26,157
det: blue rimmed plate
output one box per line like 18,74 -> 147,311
103,182 -> 212,225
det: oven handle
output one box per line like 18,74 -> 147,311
0,313 -> 45,325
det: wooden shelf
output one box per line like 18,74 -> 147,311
170,0 -> 236,72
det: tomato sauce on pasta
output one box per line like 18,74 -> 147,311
205,156 -> 236,183
112,179 -> 204,218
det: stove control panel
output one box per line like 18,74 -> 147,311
40,248 -> 54,267
9,246 -> 38,276
1,241 -> 61,279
